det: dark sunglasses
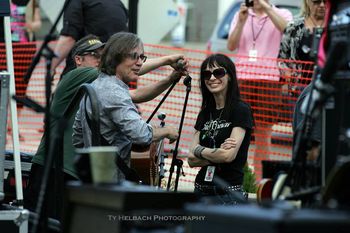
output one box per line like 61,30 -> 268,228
127,52 -> 147,62
202,67 -> 226,80
81,51 -> 102,59
310,0 -> 325,5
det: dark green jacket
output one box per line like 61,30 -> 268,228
32,67 -> 99,178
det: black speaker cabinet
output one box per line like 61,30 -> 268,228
63,181 -> 198,233
185,204 -> 350,233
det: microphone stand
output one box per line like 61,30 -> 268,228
167,75 -> 191,191
146,78 -> 180,124
17,1 -> 73,232
144,75 -> 189,191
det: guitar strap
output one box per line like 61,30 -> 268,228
84,95 -> 142,183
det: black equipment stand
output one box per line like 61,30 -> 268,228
320,3 -> 350,208
321,1 -> 350,186
277,28 -> 325,203
13,1 -> 73,232
278,2 -> 350,207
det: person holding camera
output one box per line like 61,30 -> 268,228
228,0 -> 292,53
227,0 -> 292,178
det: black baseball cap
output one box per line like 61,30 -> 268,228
72,38 -> 105,57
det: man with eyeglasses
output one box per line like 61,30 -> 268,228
26,34 -> 106,219
26,33 -> 189,218
73,32 -> 189,181
29,35 -> 105,186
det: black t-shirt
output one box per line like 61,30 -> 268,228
194,100 -> 254,186
296,30 -> 315,80
297,30 -> 313,63
60,0 -> 128,75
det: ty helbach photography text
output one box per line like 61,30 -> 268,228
107,214 -> 206,222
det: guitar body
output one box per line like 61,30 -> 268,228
130,113 -> 167,187
131,142 -> 160,186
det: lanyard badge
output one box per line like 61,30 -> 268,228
204,166 -> 216,182
249,16 -> 267,62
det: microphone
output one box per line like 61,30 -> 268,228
301,41 -> 346,118
175,59 -> 187,71
183,74 -> 191,87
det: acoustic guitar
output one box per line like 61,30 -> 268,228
130,113 -> 167,187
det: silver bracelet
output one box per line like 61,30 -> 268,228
193,145 -> 205,159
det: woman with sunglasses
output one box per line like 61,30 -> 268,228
187,54 -> 254,204
279,0 -> 326,85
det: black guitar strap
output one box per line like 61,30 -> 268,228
84,94 -> 142,183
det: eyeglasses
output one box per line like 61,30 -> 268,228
81,51 -> 102,59
310,0 -> 325,5
202,67 -> 227,80
127,52 -> 147,62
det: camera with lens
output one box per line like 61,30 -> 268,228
245,0 -> 254,7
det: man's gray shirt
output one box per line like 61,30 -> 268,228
72,72 -> 153,177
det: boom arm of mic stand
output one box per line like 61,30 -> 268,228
167,75 -> 192,191
146,79 -> 179,123
24,0 -> 73,83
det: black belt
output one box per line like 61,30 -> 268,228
194,183 -> 244,195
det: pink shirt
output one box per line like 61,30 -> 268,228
10,3 -> 28,43
229,6 -> 292,81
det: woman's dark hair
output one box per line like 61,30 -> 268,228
199,53 -> 240,118
99,32 -> 142,75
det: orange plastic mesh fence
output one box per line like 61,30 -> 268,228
1,42 -> 312,191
